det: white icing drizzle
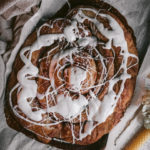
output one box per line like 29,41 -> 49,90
64,21 -> 78,42
70,66 -> 87,92
47,94 -> 88,119
78,36 -> 97,47
9,7 -> 139,143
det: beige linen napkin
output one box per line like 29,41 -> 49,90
0,0 -> 40,20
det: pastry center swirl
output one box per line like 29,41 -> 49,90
65,66 -> 87,92
49,50 -> 97,95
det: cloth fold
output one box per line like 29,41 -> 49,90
0,0 -> 41,20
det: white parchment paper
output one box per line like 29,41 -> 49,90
0,0 -> 150,150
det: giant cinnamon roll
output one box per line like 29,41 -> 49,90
5,0 -> 139,148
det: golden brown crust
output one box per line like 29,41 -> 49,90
5,0 -> 138,149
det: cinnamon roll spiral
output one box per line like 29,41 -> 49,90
5,2 -> 138,147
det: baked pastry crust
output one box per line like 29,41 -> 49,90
5,0 -> 138,149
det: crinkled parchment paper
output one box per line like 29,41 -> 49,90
0,0 -> 150,150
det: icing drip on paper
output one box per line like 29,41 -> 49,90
9,7 -> 138,143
